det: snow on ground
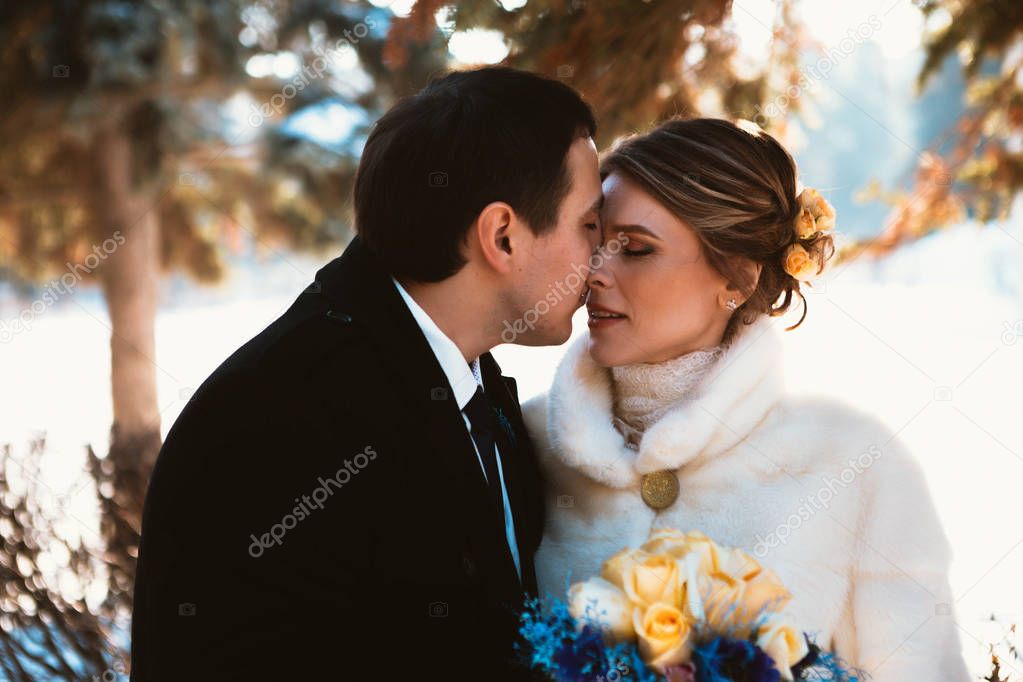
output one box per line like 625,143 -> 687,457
2,221 -> 1022,676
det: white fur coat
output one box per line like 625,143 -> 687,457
522,315 -> 968,681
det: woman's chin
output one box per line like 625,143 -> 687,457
586,334 -> 632,368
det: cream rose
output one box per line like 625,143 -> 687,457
694,557 -> 791,636
641,528 -> 691,553
622,553 -> 685,607
782,243 -> 819,281
568,576 -> 637,641
697,573 -> 751,636
740,567 -> 792,620
602,546 -> 650,590
815,210 -> 835,231
641,529 -> 719,574
795,207 -> 817,239
755,612 -> 810,680
796,187 -> 836,235
797,187 -> 820,211
713,546 -> 762,584
634,602 -> 693,672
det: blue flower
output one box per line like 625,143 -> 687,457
692,636 -> 780,682
517,597 -> 858,682
517,595 -> 660,682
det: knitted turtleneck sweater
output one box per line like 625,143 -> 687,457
610,344 -> 725,450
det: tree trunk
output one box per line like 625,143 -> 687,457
88,121 -> 163,615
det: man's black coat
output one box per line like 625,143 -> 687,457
130,236 -> 546,680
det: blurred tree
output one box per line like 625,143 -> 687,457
392,0 -> 806,146
0,0 -> 808,677
848,0 -> 1023,258
0,438 -> 115,679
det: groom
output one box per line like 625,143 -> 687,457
130,66 -> 602,680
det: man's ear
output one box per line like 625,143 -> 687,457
473,201 -> 518,274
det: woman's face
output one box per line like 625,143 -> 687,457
586,172 -> 736,367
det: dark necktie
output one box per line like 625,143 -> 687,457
462,385 -> 507,524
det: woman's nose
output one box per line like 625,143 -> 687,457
586,250 -> 613,290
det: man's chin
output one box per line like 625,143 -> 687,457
511,322 -> 573,348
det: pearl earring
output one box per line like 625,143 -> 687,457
725,298 -> 738,311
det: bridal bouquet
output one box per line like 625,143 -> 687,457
518,529 -> 857,681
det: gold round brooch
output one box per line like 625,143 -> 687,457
640,469 -> 679,510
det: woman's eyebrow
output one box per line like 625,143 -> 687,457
613,224 -> 662,241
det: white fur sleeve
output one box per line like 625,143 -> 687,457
832,436 -> 969,681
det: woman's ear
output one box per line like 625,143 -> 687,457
721,258 -> 763,307
472,201 -> 517,273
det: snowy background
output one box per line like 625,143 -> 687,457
2,0 -> 1022,677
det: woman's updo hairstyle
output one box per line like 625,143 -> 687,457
599,117 -> 836,343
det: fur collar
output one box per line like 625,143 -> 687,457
544,315 -> 785,489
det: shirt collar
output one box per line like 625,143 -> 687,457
392,277 -> 482,411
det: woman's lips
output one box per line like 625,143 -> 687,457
587,304 -> 627,329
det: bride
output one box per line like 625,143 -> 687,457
522,118 -> 969,680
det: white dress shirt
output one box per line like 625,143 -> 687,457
391,278 -> 522,581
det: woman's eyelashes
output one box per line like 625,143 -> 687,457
621,239 -> 655,257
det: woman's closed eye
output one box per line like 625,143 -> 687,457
622,241 -> 655,257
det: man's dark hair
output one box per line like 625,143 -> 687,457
353,66 -> 597,282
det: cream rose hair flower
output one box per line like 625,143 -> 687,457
782,186 -> 835,281
794,187 -> 835,239
782,243 -> 819,282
